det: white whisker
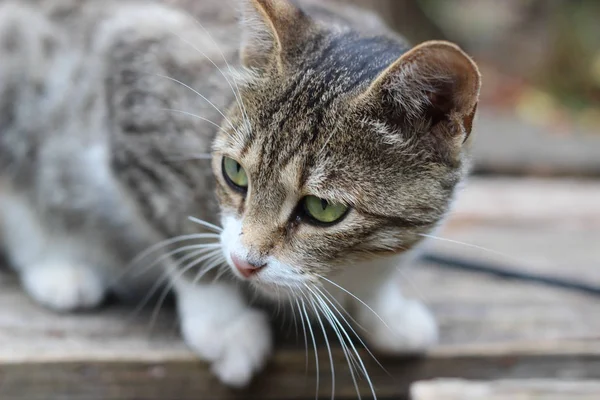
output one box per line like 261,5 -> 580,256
128,233 -> 220,267
309,287 -> 361,400
160,108 -> 223,129
173,10 -> 253,135
308,296 -> 335,400
149,249 -> 223,330
132,243 -> 220,279
212,261 -> 229,283
301,298 -> 320,400
319,285 -> 368,333
161,26 -> 249,126
313,285 -> 389,376
152,73 -> 237,131
316,275 -> 391,332
419,233 -> 518,261
129,247 -> 221,322
194,253 -> 226,285
396,267 -> 425,301
310,287 -> 379,399
294,297 -> 309,373
166,153 -> 213,161
286,285 -> 300,342
187,216 -> 223,232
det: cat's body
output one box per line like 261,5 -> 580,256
0,0 -> 479,389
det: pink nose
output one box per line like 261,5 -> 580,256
231,254 -> 265,278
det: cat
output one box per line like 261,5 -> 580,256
0,0 -> 480,389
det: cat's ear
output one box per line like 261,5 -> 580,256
240,0 -> 313,71
359,41 -> 481,145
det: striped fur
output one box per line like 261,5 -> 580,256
0,0 -> 480,388
213,0 -> 480,279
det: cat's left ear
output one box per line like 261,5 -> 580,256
240,0 -> 313,72
359,41 -> 481,146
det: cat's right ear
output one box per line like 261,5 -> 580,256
240,0 -> 313,71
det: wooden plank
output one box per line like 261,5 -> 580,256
1,263 -> 599,399
429,177 -> 600,283
1,178 -> 599,399
2,340 -> 600,400
411,379 -> 600,400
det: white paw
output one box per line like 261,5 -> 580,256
180,308 -> 272,388
21,262 -> 106,312
360,298 -> 438,354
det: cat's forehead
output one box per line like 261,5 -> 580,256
237,122 -> 390,204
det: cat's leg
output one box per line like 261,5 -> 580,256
0,184 -> 107,311
333,256 -> 438,353
354,274 -> 438,353
0,3 -> 113,311
174,277 -> 272,388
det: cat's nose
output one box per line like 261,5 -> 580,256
231,253 -> 265,278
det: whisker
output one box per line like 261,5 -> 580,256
309,287 -> 360,372
294,297 -> 309,373
160,108 -> 223,129
191,253 -> 225,285
309,287 -> 361,400
152,73 -> 237,132
287,285 -> 300,343
161,26 -> 249,124
187,216 -> 223,232
211,261 -> 229,283
130,248 -> 221,323
128,233 -> 220,268
172,9 -> 253,134
313,285 -> 389,377
166,153 -> 213,161
301,298 -> 320,400
308,296 -> 335,400
316,275 -> 391,332
318,285 -> 368,333
131,243 -> 220,279
310,287 -> 378,399
149,250 -> 223,331
419,233 -> 519,262
396,266 -> 426,301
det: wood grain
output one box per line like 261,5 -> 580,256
411,379 -> 600,400
1,178 -> 599,399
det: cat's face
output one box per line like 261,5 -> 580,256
212,0 -> 480,296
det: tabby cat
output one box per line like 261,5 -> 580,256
0,0 -> 480,388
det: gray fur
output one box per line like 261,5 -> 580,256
0,0 -> 480,376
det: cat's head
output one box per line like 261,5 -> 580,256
212,0 -> 480,295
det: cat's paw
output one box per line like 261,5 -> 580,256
21,262 -> 106,312
360,298 -> 438,354
180,308 -> 272,388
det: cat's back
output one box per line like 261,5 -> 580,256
0,0 -> 240,183
0,0 -> 397,237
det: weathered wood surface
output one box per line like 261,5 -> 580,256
411,379 -> 600,400
470,109 -> 600,177
1,178 -> 599,399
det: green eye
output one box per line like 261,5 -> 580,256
303,195 -> 348,224
222,156 -> 248,190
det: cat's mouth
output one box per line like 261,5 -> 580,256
224,252 -> 310,297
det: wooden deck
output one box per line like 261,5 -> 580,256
1,178 -> 599,399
